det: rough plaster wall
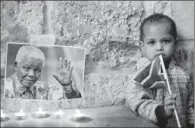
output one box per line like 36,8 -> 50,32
1,1 -> 194,111
52,1 -> 143,47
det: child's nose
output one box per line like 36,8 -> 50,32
156,42 -> 163,51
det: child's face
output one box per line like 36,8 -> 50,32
141,22 -> 176,62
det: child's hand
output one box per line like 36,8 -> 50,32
164,94 -> 177,118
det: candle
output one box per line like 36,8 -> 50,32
15,109 -> 26,120
34,108 -> 49,118
72,109 -> 85,121
54,109 -> 64,118
1,109 -> 9,121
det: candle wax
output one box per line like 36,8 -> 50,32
75,110 -> 84,117
1,109 -> 5,117
72,109 -> 85,121
1,109 -> 9,121
54,109 -> 64,118
35,108 -> 48,118
15,109 -> 26,120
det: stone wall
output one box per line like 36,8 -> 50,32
1,1 -> 194,112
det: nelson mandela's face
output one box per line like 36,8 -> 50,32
15,55 -> 43,88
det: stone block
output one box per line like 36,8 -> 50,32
89,40 -> 141,70
173,1 -> 194,39
142,1 -> 194,39
78,73 -> 133,108
29,34 -> 56,45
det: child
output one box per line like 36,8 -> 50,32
126,13 -> 194,128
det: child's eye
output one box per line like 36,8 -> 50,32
162,39 -> 171,44
147,41 -> 155,45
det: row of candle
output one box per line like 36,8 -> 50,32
1,108 -> 85,121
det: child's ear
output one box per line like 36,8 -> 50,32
175,38 -> 179,46
14,62 -> 18,71
139,41 -> 144,47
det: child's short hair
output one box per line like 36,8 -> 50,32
139,13 -> 177,41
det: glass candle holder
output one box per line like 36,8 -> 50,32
34,108 -> 49,118
72,109 -> 85,121
1,109 -> 9,121
15,109 -> 27,120
54,109 -> 64,118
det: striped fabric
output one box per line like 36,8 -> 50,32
126,57 -> 194,128
4,73 -> 81,99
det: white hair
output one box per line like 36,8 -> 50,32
15,46 -> 45,67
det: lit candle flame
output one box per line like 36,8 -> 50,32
15,109 -> 26,117
38,108 -> 42,112
58,109 -> 63,114
75,109 -> 83,117
1,109 -> 6,118
55,109 -> 64,116
36,107 -> 46,115
20,109 -> 24,113
20,109 -> 25,114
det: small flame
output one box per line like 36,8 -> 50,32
19,109 -> 25,115
75,109 -> 83,117
55,109 -> 64,116
1,109 -> 5,117
76,109 -> 80,114
20,109 -> 23,113
15,108 -> 25,117
58,109 -> 63,113
36,107 -> 46,115
38,108 -> 42,112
